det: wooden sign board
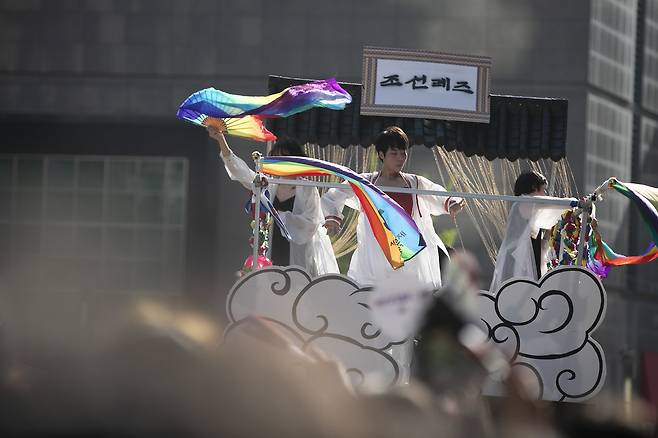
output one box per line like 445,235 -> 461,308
361,46 -> 491,123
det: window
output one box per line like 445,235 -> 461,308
643,0 -> 658,112
586,94 -> 633,240
589,0 -> 637,101
0,155 -> 188,295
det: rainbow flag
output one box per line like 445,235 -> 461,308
260,156 -> 426,270
589,179 -> 658,276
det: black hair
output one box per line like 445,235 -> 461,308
374,126 -> 409,158
514,171 -> 548,196
269,137 -> 306,157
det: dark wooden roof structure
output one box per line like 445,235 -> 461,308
266,75 -> 568,161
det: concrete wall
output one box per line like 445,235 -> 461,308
0,0 -> 590,115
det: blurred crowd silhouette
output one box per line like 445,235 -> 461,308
0,253 -> 655,438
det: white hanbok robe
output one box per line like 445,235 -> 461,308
489,196 -> 577,294
322,172 -> 459,383
321,172 -> 458,289
221,152 -> 339,276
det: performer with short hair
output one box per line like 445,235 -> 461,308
321,126 -> 464,383
489,170 -> 575,293
322,126 -> 464,290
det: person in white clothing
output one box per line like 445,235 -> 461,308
321,126 -> 464,383
322,126 -> 464,290
489,171 -> 577,294
208,125 -> 339,277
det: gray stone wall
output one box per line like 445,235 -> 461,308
0,0 -> 590,119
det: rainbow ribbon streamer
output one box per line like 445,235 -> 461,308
589,179 -> 658,276
176,78 -> 351,141
260,156 -> 426,270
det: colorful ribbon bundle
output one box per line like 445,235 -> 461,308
176,78 -> 352,142
260,156 -> 426,270
240,206 -> 273,276
588,179 -> 658,276
546,210 -> 586,271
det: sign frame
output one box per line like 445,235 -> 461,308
361,46 -> 491,123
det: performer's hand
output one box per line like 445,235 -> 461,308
208,122 -> 232,157
206,121 -> 227,141
323,219 -> 341,236
207,126 -> 220,141
449,199 -> 465,219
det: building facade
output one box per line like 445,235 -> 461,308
1,0 -> 657,398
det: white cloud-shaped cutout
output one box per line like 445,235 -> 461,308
477,267 -> 607,402
304,335 -> 399,388
224,266 -> 405,387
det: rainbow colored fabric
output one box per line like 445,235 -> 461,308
205,116 -> 276,142
588,179 -> 658,276
176,109 -> 275,142
260,156 -> 426,269
176,78 -> 352,141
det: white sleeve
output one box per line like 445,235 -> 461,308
321,181 -> 359,220
490,203 -> 533,292
220,152 -> 256,191
525,196 -> 577,238
416,175 -> 463,216
280,185 -> 322,245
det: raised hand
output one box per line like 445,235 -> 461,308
323,218 -> 341,236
